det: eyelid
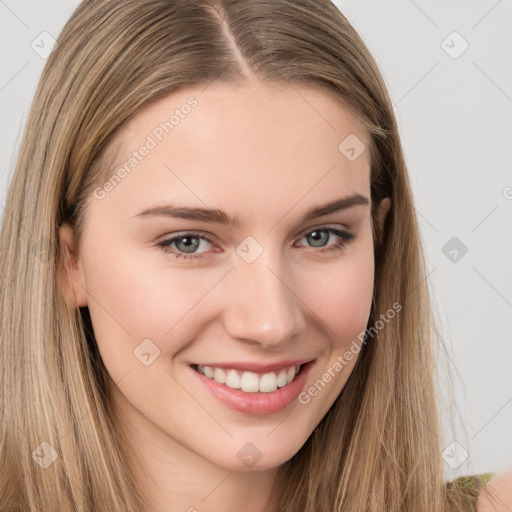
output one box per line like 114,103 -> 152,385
157,224 -> 353,249
156,224 -> 355,263
155,229 -> 217,247
295,222 -> 352,239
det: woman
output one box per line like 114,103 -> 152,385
0,0 -> 509,510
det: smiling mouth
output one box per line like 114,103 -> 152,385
191,363 -> 304,393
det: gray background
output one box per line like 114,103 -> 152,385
1,0 -> 511,478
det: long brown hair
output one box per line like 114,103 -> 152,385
0,0 -> 487,510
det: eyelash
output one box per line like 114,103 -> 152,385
156,226 -> 355,263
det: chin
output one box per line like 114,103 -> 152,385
207,430 -> 310,473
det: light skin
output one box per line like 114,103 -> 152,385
477,473 -> 512,512
58,81 -> 392,512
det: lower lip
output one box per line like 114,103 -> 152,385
190,361 -> 315,416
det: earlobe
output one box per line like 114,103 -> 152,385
57,223 -> 89,308
375,197 -> 391,246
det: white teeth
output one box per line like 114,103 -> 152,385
276,369 -> 287,388
240,371 -> 260,392
213,368 -> 226,384
196,363 -> 303,393
286,366 -> 296,384
225,369 -> 241,389
260,372 -> 278,393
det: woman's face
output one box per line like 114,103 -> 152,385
59,82 -> 389,472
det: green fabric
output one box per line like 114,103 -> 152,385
447,472 -> 496,510
455,472 -> 495,493
478,472 -> 495,486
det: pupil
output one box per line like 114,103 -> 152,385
177,236 -> 199,253
309,230 -> 327,247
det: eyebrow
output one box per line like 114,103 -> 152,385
133,193 -> 369,228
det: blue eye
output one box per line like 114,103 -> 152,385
156,232 -> 214,262
156,226 -> 355,262
297,227 -> 355,253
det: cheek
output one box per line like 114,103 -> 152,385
80,240 -> 216,379
293,246 -> 374,424
299,244 -> 375,347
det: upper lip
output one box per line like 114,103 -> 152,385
192,358 -> 314,374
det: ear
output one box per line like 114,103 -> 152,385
374,197 -> 391,246
57,222 -> 89,308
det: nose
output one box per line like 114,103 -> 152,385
221,250 -> 307,349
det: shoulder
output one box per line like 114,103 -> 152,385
476,472 -> 512,512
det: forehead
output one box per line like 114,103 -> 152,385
87,81 -> 371,222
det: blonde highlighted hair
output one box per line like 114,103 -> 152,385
0,0 -> 487,510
